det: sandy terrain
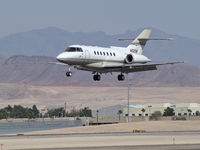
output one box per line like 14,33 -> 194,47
0,83 -> 200,110
26,120 -> 200,135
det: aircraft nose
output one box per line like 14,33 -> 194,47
56,53 -> 64,61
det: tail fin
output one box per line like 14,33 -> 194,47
127,29 -> 151,55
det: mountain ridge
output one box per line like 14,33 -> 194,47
0,55 -> 200,87
0,27 -> 200,68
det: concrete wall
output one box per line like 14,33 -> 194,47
82,116 -> 200,125
123,103 -> 200,117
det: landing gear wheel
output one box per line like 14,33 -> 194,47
118,74 -> 125,81
66,71 -> 72,77
97,75 -> 101,81
93,74 -> 101,81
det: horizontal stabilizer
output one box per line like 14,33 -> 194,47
119,38 -> 174,41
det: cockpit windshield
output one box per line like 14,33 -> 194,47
65,47 -> 83,52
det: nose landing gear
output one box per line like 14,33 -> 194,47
66,71 -> 72,77
118,74 -> 125,81
66,67 -> 72,77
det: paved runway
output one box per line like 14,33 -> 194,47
25,144 -> 200,150
2,130 -> 200,138
0,131 -> 200,150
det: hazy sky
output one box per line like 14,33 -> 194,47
0,0 -> 199,39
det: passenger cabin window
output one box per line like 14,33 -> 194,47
110,52 -> 112,56
107,52 -> 109,56
113,53 -> 116,56
97,51 -> 99,55
103,52 -> 105,55
100,52 -> 102,55
94,51 -> 96,55
65,47 -> 83,52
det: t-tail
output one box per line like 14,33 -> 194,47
119,29 -> 173,55
127,29 -> 151,55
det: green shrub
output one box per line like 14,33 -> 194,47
163,107 -> 175,116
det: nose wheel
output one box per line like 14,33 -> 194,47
66,71 -> 72,77
66,67 -> 72,77
93,74 -> 101,81
118,74 -> 125,81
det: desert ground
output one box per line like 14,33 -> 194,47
26,120 -> 200,134
2,120 -> 200,150
0,83 -> 200,110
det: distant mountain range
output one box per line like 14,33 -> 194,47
0,56 -> 4,64
0,27 -> 200,68
0,55 -> 200,86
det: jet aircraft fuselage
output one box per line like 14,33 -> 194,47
56,29 -> 182,81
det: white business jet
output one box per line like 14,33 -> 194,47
56,29 -> 182,81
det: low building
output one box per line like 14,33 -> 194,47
123,103 -> 200,117
174,103 -> 200,116
123,104 -> 145,117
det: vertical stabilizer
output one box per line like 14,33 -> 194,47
127,29 -> 151,55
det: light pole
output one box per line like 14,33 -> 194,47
127,74 -> 131,122
96,110 -> 99,124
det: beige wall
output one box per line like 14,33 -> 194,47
123,103 -> 200,117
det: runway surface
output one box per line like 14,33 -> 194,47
0,131 -> 200,150
25,144 -> 200,150
1,130 -> 200,137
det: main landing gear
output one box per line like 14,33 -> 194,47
93,73 -> 125,81
93,74 -> 101,81
118,74 -> 125,81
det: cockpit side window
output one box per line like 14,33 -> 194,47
65,47 -> 76,52
76,48 -> 83,52
65,47 -> 83,52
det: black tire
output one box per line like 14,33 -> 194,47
97,75 -> 101,81
66,72 -> 72,77
118,74 -> 125,81
93,74 -> 101,81
93,75 -> 97,81
121,74 -> 125,80
118,75 -> 122,81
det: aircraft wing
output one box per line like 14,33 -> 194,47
75,61 -> 183,73
103,61 -> 183,73
48,62 -> 68,66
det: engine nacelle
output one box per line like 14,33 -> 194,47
124,54 -> 134,64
